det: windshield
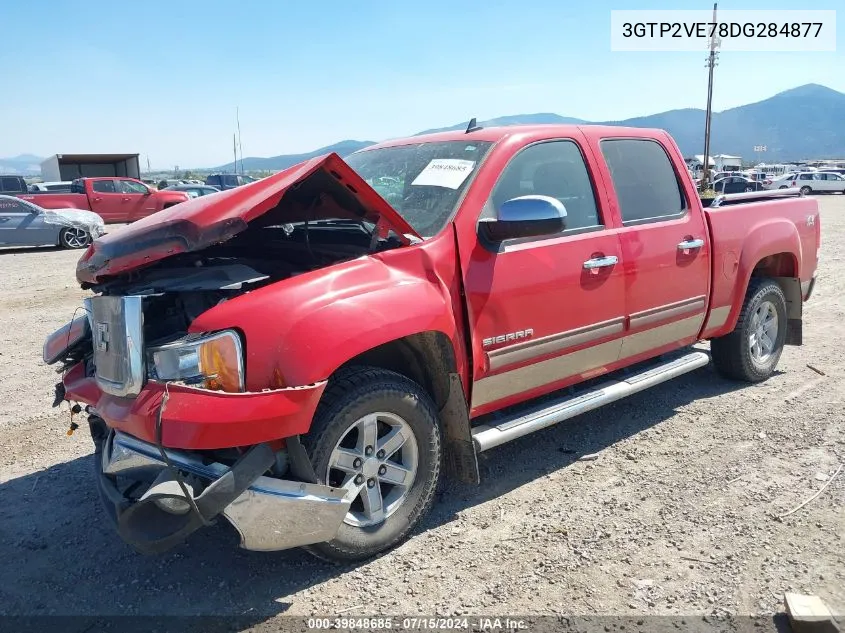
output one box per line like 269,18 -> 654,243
344,140 -> 494,237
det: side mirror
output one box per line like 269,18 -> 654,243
479,195 -> 567,242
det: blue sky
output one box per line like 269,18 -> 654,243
0,0 -> 841,168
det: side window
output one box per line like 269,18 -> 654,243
489,140 -> 601,233
118,180 -> 148,194
799,174 -> 813,181
600,139 -> 686,225
1,176 -> 22,192
92,180 -> 117,193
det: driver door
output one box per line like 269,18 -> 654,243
116,179 -> 152,221
458,137 -> 626,414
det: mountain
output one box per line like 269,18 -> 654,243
416,113 -> 587,135
601,84 -> 845,160
0,154 -> 44,175
207,84 -> 844,170
213,140 -> 374,172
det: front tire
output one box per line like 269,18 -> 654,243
59,227 -> 91,249
302,366 -> 442,562
711,278 -> 787,383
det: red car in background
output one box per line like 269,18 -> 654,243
17,177 -> 189,223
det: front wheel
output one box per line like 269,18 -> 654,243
744,186 -> 754,192
59,227 -> 91,249
302,366 -> 442,562
711,278 -> 787,382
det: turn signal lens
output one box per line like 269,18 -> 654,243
198,334 -> 243,392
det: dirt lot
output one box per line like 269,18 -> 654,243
0,198 -> 842,627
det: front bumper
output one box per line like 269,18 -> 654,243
63,361 -> 327,449
97,428 -> 350,553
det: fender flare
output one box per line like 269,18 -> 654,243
722,218 -> 802,334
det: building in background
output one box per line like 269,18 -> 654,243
41,153 -> 140,182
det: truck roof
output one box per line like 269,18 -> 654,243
366,124 -> 670,150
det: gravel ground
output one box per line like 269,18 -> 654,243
0,199 -> 842,628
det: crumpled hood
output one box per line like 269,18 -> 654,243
76,152 -> 421,285
45,208 -> 105,230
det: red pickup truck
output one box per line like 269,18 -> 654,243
43,125 -> 820,561
18,177 -> 189,223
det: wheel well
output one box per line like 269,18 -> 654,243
337,332 -> 457,409
752,252 -> 797,279
750,252 -> 802,324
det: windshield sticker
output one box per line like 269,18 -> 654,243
411,159 -> 476,190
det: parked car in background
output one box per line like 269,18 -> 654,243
0,195 -> 105,249
204,173 -> 257,190
0,175 -> 29,195
790,172 -> 845,195
713,176 -> 765,194
164,184 -> 221,198
45,124 -> 819,561
763,173 -> 798,190
29,181 -> 73,193
14,177 -> 190,223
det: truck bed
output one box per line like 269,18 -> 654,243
702,190 -> 820,339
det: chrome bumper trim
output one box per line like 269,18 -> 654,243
103,431 -> 351,552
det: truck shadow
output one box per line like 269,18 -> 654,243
0,363 -> 758,623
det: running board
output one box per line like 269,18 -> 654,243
471,351 -> 710,452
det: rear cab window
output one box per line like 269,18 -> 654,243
599,138 -> 686,226
1,176 -> 25,193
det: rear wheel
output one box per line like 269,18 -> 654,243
744,186 -> 754,192
800,185 -> 812,195
302,366 -> 442,562
59,227 -> 91,249
711,278 -> 787,383
778,185 -> 788,189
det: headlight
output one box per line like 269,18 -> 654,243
147,330 -> 244,392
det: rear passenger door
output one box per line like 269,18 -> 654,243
597,137 -> 710,361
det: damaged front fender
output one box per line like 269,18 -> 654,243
43,208 -> 106,237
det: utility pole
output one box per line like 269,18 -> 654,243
236,106 -> 244,175
702,2 -> 719,189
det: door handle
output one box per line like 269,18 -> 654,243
93,197 -> 102,202
677,238 -> 705,250
121,197 -> 131,202
583,255 -> 618,270
0,217 -> 9,223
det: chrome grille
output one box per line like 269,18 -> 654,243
89,296 -> 145,397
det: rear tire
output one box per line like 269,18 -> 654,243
800,186 -> 812,195
301,366 -> 442,562
59,227 -> 91,249
711,278 -> 787,383
778,185 -> 788,189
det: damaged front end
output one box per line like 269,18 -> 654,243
94,424 -> 350,553
41,152 -> 423,554
43,208 -> 106,238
